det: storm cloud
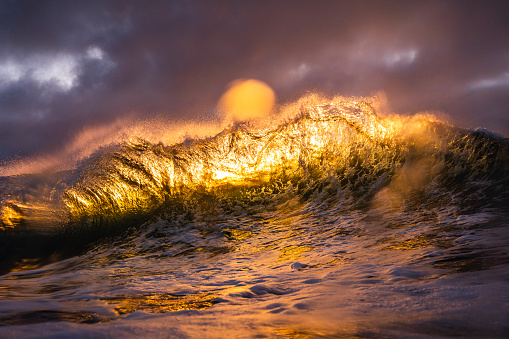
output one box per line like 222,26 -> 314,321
1,0 -> 508,160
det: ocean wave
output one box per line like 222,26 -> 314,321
1,94 -> 508,273
60,95 -> 509,224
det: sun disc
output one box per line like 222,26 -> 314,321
218,79 -> 275,122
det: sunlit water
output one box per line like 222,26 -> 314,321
1,95 -> 508,338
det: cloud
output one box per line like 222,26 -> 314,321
86,46 -> 104,60
468,72 -> 509,91
381,49 -> 419,68
0,46 -> 113,92
0,54 -> 78,91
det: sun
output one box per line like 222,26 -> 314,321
218,79 -> 275,122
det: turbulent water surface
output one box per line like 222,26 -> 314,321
1,95 -> 508,338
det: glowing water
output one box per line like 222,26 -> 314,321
0,94 -> 508,337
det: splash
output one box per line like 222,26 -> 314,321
60,94 -> 508,227
62,95 -> 394,222
0,116 -> 225,177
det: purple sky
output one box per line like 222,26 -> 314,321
1,0 -> 508,160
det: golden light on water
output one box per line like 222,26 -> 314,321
61,96 -> 395,221
218,79 -> 275,122
102,293 -> 218,315
58,94 -> 452,224
0,203 -> 23,230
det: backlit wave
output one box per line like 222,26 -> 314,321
60,94 -> 508,225
1,94 -> 508,232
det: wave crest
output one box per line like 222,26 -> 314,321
61,95 -> 509,224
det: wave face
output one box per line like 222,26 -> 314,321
57,96 -> 507,227
2,95 -> 509,261
1,95 -> 509,337
62,99 -> 397,222
55,97 -> 508,223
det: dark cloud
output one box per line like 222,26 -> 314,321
1,0 -> 509,160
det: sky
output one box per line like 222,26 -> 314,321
0,0 -> 508,161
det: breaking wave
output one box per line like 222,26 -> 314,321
1,94 -> 508,272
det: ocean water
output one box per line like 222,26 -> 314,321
0,95 -> 508,338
